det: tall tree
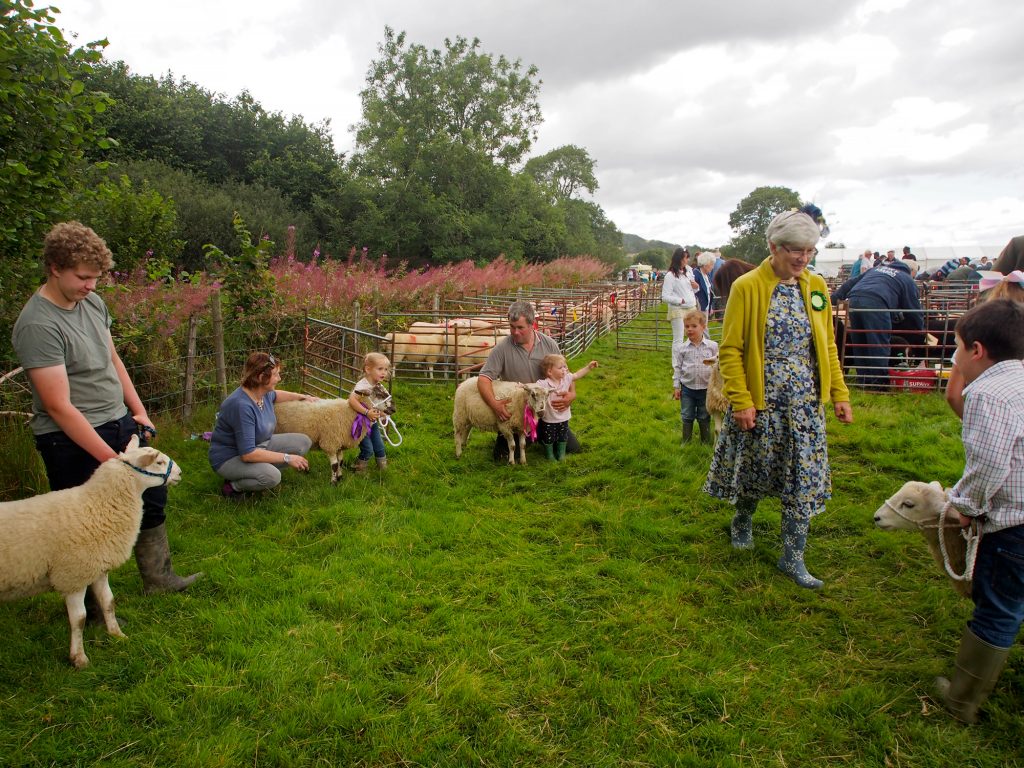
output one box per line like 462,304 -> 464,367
0,0 -> 113,364
727,185 -> 802,263
523,144 -> 598,200
352,27 -> 542,176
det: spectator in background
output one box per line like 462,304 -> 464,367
947,262 -> 982,282
662,247 -> 698,348
832,258 -> 923,390
902,245 -> 917,261
850,249 -> 873,279
694,252 -> 716,315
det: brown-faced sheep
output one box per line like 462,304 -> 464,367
0,436 -> 181,668
873,480 -> 972,598
453,377 -> 548,465
274,383 -> 396,484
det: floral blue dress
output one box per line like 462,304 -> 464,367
703,284 -> 831,514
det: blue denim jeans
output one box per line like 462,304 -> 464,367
969,524 -> 1024,649
679,385 -> 709,423
358,422 -> 386,460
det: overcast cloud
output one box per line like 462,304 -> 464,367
57,0 -> 1024,250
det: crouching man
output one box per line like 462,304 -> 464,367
936,299 -> 1024,723
477,300 -> 581,460
12,222 -> 201,595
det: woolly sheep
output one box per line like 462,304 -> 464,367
0,435 -> 181,669
385,332 -> 448,379
453,377 -> 548,465
704,358 -> 728,440
274,383 -> 396,484
873,480 -> 971,598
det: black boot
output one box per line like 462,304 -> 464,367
134,523 -> 202,595
698,419 -> 712,444
682,421 -> 694,443
935,626 -> 1010,723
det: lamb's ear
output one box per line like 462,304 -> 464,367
354,388 -> 371,397
123,433 -> 140,453
929,480 -> 944,492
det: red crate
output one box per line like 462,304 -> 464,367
889,367 -> 938,392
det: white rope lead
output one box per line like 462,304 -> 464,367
938,500 -> 980,584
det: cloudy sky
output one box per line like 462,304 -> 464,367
56,0 -> 1024,251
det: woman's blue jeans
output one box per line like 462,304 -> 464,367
970,524 -> 1024,649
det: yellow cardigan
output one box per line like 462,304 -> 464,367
719,258 -> 850,412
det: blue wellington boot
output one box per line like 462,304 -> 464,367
777,512 -> 823,589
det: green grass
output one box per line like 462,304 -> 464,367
2,331 -> 1021,767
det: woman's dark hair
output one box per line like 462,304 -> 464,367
669,247 -> 688,278
241,352 -> 279,389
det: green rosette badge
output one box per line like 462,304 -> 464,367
810,290 -> 827,311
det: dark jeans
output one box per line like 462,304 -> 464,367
679,385 -> 709,423
34,412 -> 166,530
358,422 -> 387,460
969,524 -> 1024,649
847,297 -> 892,389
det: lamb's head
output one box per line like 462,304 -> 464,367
119,434 -> 182,487
522,383 -> 548,418
873,480 -> 946,531
355,383 -> 397,416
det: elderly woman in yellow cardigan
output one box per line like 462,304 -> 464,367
704,210 -> 853,589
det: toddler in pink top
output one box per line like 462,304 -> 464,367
536,354 -> 598,461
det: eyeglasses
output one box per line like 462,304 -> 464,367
778,244 -> 818,258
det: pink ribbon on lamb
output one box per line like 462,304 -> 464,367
351,413 -> 372,440
978,269 -> 1024,291
523,404 -> 539,442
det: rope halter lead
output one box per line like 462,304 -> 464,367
880,495 -> 980,583
369,390 -> 403,447
121,457 -> 176,485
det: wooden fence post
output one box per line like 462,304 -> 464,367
433,291 -> 440,323
182,313 -> 199,422
211,289 -> 226,397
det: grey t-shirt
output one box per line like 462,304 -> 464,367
479,330 -> 561,383
12,291 -> 126,435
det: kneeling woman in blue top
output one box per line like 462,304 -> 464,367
209,352 -> 316,499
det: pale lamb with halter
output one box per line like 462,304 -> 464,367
453,377 -> 548,465
0,435 -> 181,669
873,480 -> 973,598
274,383 -> 396,484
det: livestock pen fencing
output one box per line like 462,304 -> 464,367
303,283 -> 652,393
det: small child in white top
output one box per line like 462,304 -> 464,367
348,352 -> 392,472
536,354 -> 598,461
672,309 -> 719,443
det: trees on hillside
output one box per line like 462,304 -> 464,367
727,185 -> 802,263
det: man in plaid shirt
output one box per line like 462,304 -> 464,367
936,299 -> 1024,724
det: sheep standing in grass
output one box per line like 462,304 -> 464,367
704,358 -> 728,440
453,377 -> 547,465
0,435 -> 181,669
385,332 -> 448,379
275,383 -> 396,483
873,480 -> 971,598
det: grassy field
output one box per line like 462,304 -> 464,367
1,329 -> 1021,767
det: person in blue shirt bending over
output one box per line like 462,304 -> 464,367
832,259 -> 923,390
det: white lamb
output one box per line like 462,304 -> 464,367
274,383 -> 396,484
873,480 -> 971,598
453,377 -> 548,465
0,435 -> 181,669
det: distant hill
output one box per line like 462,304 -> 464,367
622,233 -> 681,255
